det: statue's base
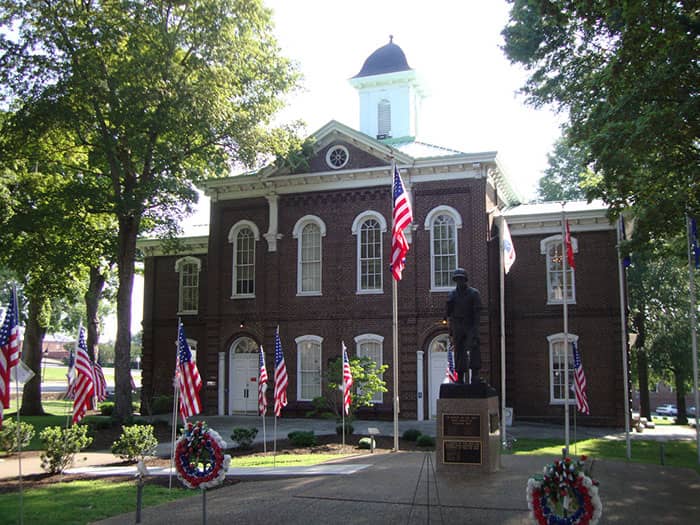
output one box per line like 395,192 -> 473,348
436,388 -> 500,474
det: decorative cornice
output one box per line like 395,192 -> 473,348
137,236 -> 209,257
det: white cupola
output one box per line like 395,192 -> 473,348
349,36 -> 425,142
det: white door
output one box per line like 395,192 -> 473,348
428,334 -> 450,419
228,337 -> 259,414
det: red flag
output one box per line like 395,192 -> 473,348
258,346 -> 268,416
565,220 -> 576,269
391,165 -> 413,281
573,342 -> 589,415
342,342 -> 353,416
273,327 -> 288,417
445,341 -> 458,383
177,320 -> 202,421
72,327 -> 95,424
0,291 -> 21,427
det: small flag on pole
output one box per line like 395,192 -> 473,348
258,346 -> 268,416
0,290 -> 21,427
342,342 -> 353,416
390,165 -> 413,281
572,341 -> 589,415
445,341 -> 458,383
565,220 -> 576,269
72,327 -> 95,424
177,320 -> 202,421
273,327 -> 288,417
502,218 -> 516,274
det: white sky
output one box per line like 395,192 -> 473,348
109,0 -> 565,340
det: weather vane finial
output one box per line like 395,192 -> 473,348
389,35 -> 393,43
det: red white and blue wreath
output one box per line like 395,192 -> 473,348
175,421 -> 231,489
526,456 -> 602,525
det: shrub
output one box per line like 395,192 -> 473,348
0,420 -> 35,454
336,423 -> 354,436
39,425 -> 93,474
416,434 -> 435,448
111,424 -> 158,462
99,402 -> 115,416
151,395 -> 174,414
287,430 -> 316,447
230,427 -> 258,450
402,428 -> 422,442
358,437 -> 375,449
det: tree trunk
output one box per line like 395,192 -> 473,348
19,296 -> 47,416
674,370 -> 688,425
85,266 -> 106,363
113,214 -> 140,422
633,310 -> 650,419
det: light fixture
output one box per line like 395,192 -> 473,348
239,320 -> 245,329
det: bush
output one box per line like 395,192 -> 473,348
358,437 -> 375,449
402,428 -> 422,442
336,423 -> 354,436
230,427 -> 258,450
39,425 -> 93,474
151,395 -> 174,414
0,420 -> 35,454
99,402 -> 115,416
111,424 -> 158,462
416,434 -> 435,448
287,430 -> 316,447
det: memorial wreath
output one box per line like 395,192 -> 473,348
526,455 -> 602,525
175,421 -> 231,489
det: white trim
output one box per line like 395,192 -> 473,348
293,215 -> 326,296
427,333 -> 450,419
228,336 -> 259,415
325,144 -> 350,170
354,334 -> 384,404
295,335 -> 323,402
426,206 -> 462,292
175,256 -> 201,315
423,205 -> 463,231
352,211 -> 387,294
547,333 -> 579,405
229,221 -> 259,299
217,352 -> 225,416
541,235 -> 577,305
416,350 -> 424,421
227,220 -> 261,242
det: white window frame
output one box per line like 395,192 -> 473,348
540,235 -> 578,304
293,215 -> 326,296
187,339 -> 198,364
175,256 -> 201,315
354,333 -> 384,403
295,335 -> 323,401
547,333 -> 579,405
425,205 -> 463,291
228,220 -> 260,299
351,211 -> 387,294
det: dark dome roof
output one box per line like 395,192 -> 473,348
353,36 -> 411,78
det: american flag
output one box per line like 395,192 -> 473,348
177,320 -> 202,421
273,327 -> 288,417
0,291 -> 21,427
445,341 -> 458,383
72,327 -> 95,424
390,165 -> 413,281
258,346 -> 268,416
572,341 -> 589,415
565,219 -> 576,269
342,342 -> 353,416
93,360 -> 107,402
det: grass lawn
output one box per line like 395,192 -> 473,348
0,479 -> 193,525
2,412 -> 112,452
509,437 -> 700,472
231,453 -> 350,467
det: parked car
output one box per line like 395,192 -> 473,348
655,404 -> 678,416
686,406 -> 696,417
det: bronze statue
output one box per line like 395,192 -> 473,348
446,268 -> 481,384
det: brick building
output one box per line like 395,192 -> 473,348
138,40 -> 628,426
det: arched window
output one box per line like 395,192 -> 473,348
540,235 -> 577,303
351,211 -> 388,294
296,335 -> 323,401
293,215 -> 326,295
354,334 -> 384,403
425,206 -> 463,291
228,220 -> 260,298
175,257 -> 201,314
377,99 -> 391,137
547,333 -> 579,404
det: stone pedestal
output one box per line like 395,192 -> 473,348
436,384 -> 500,473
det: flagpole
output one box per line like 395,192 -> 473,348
168,321 -> 180,490
392,277 -> 400,452
561,208 -> 570,455
617,216 -> 632,459
273,415 -> 278,466
12,286 -> 24,525
499,217 -> 507,448
687,215 -> 700,464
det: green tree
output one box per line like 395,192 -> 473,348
503,1 -> 699,240
324,356 -> 389,418
1,1 -> 299,421
537,133 -> 589,202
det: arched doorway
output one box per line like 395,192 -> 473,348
427,333 -> 450,418
228,337 -> 259,414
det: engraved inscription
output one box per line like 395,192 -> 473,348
443,414 -> 480,438
443,440 -> 482,464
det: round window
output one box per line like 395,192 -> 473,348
325,145 -> 349,169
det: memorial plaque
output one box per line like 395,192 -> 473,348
443,413 -> 480,438
443,440 -> 482,464
489,413 -> 500,434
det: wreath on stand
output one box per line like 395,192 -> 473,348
526,456 -> 602,525
175,421 -> 231,489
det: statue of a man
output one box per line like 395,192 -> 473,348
446,268 -> 481,384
